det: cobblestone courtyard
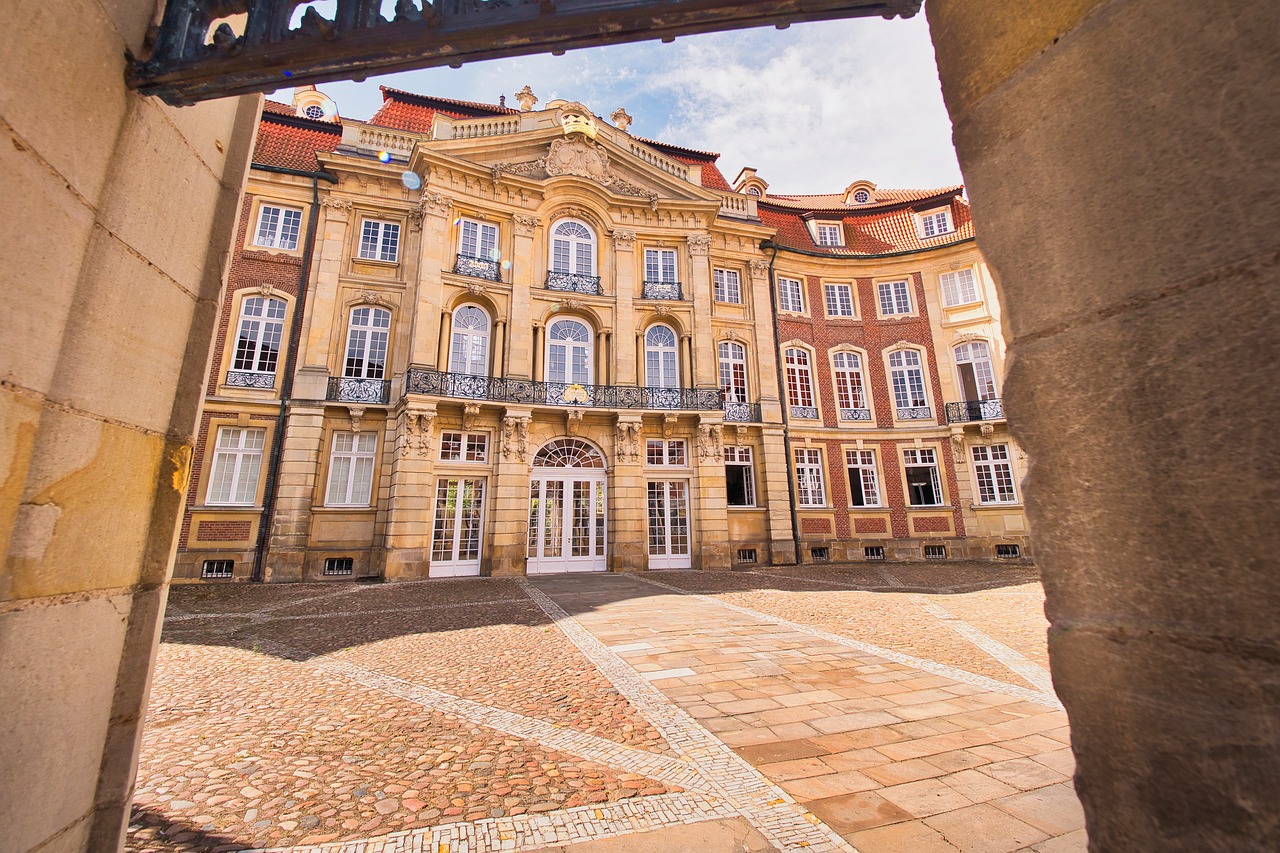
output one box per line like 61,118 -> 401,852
129,564 -> 1083,853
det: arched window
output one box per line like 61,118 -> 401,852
888,349 -> 931,419
550,220 -> 596,276
232,296 -> 286,376
344,306 -> 391,379
449,304 -> 490,376
547,318 -> 592,385
784,347 -> 817,418
718,341 -> 748,403
645,325 -> 679,389
532,438 -> 606,468
832,351 -> 870,421
954,341 -> 997,401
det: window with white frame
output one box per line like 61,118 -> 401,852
902,447 -> 943,506
358,219 -> 400,262
888,349 -> 930,418
550,219 -> 596,275
784,347 -> 817,417
972,443 -> 1018,503
439,431 -> 489,463
814,222 -> 843,246
646,439 -> 687,466
725,446 -> 755,506
644,248 -> 678,283
232,296 -> 286,375
824,283 -> 855,317
832,351 -> 869,420
714,268 -> 742,304
448,304 -> 490,377
459,218 -> 498,260
343,306 -> 391,379
326,431 -> 377,506
778,276 -> 804,313
877,280 -> 912,315
954,341 -> 997,402
718,341 -> 748,403
940,267 -> 980,306
846,449 -> 881,507
918,208 -> 953,238
794,448 -> 826,506
206,427 -> 265,505
546,318 -> 592,384
253,204 -> 303,250
644,325 -> 679,389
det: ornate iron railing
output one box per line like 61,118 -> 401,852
226,370 -> 276,389
839,407 -> 873,422
327,376 -> 391,404
404,368 -> 725,411
724,401 -> 762,423
896,405 -> 934,420
545,271 -> 602,295
641,280 -> 683,300
945,399 -> 1005,423
453,254 -> 502,282
790,405 -> 820,420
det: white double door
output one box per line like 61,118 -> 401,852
430,477 -> 486,577
647,480 -> 691,570
527,473 -> 607,574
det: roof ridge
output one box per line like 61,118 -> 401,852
379,85 -> 517,115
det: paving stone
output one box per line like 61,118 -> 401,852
804,790 -> 915,835
848,818 -> 963,852
992,784 -> 1086,836
878,777 -> 975,818
924,803 -> 1050,853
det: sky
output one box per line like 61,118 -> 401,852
274,10 -> 961,195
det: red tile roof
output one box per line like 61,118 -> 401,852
252,113 -> 342,171
759,192 -> 975,256
630,135 -> 732,191
765,186 -> 965,211
369,86 -> 514,133
262,99 -> 294,115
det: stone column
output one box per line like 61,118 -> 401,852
488,408 -> 533,576
507,214 -> 539,378
264,404 -> 326,581
436,309 -> 453,372
686,234 -> 716,388
748,258 -> 783,422
612,230 -> 638,385
493,319 -> 507,377
382,398 -> 437,580
610,414 -> 647,572
758,425 -> 796,565
300,198 -> 353,371
694,415 -> 731,570
411,191 -> 455,367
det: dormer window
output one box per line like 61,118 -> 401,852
852,189 -> 870,204
918,207 -> 954,238
303,104 -> 324,120
843,180 -> 876,205
813,222 -> 843,247
746,187 -> 761,197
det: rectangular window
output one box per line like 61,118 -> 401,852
725,446 -> 756,507
784,348 -> 817,417
206,427 -> 266,506
714,268 -> 742,303
815,223 -> 842,246
324,557 -> 354,575
232,297 -> 286,375
778,276 -> 804,313
439,432 -> 489,463
832,352 -> 868,420
459,219 -> 498,259
795,448 -> 826,506
646,439 -> 687,466
358,219 -> 400,262
877,280 -> 912,315
253,204 -> 302,250
824,283 -> 855,317
644,248 -> 678,282
845,449 -> 881,507
903,447 -> 943,506
919,209 -> 953,238
201,559 -> 234,579
940,268 -> 980,306
971,443 -> 1018,503
326,431 -> 378,506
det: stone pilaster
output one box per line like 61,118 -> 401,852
488,408 -> 533,575
758,425 -> 796,565
410,191 -> 455,367
694,414 -> 731,570
299,199 -> 352,371
507,214 -> 539,378
748,258 -> 783,422
687,234 -> 716,388
612,229 -> 638,385
383,398 -> 438,580
610,413 -> 647,572
266,403 -> 326,581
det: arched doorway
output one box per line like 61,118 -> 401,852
527,438 -> 607,574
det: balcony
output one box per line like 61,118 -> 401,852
453,253 -> 502,282
790,405 -> 819,420
225,370 -> 276,389
327,376 -> 391,405
946,399 -> 1005,423
839,407 -> 873,422
724,401 -> 762,423
641,280 -> 683,300
545,270 -> 602,295
896,406 -> 934,420
405,367 -> 739,413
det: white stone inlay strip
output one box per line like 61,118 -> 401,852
519,578 -> 859,853
635,575 -> 1063,710
609,642 -> 654,652
643,667 -> 697,681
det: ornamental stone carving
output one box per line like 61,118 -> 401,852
698,417 -> 724,461
501,415 -> 531,463
687,234 -> 712,256
662,412 -> 678,440
610,107 -> 633,132
612,229 -> 636,250
465,282 -> 486,296
255,282 -> 274,297
749,258 -> 770,278
566,409 -> 584,436
513,213 -> 539,236
418,191 -> 454,218
320,196 -> 352,211
347,406 -> 365,433
514,85 -> 538,112
402,407 -> 436,457
357,290 -> 395,309
614,418 -> 642,463
546,137 -> 610,181
463,403 -> 481,430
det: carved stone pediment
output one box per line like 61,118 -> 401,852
546,137 -> 610,180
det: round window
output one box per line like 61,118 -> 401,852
303,104 -> 324,120
853,189 -> 870,204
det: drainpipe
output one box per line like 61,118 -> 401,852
251,164 -> 338,582
761,241 -> 802,565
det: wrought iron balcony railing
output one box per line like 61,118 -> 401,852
839,407 -> 873,422
641,280 -> 683,300
545,270 -> 602,295
226,370 -> 276,389
327,376 -> 391,405
945,399 -> 1005,423
405,367 -> 730,412
453,253 -> 502,282
896,405 -> 934,420
790,405 -> 820,420
724,401 -> 763,423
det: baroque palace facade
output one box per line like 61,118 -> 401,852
175,85 -> 1028,582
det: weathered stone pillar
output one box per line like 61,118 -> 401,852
928,1 -> 1280,848
383,399 -> 437,580
610,414 -> 647,572
265,404 -> 325,581
756,425 -> 796,565
747,259 -> 783,422
686,234 -> 716,388
300,199 -> 353,369
694,416 -> 731,570
612,230 -> 639,385
507,214 -> 539,378
412,191 -> 454,367
489,409 -> 533,576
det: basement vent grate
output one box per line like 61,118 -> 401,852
810,547 -> 830,562
324,557 -> 354,576
924,545 -> 947,560
201,559 -> 234,579
864,546 -> 885,561
995,544 -> 1022,559
735,548 -> 758,564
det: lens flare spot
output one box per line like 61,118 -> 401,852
488,248 -> 502,262
377,150 -> 392,164
321,101 -> 337,118
452,217 -> 462,227
400,171 -> 422,190
282,70 -> 293,77
501,260 -> 512,271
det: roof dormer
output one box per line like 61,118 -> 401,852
291,85 -> 339,122
843,180 -> 877,205
734,167 -> 768,198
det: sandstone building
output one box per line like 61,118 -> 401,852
175,84 -> 1028,582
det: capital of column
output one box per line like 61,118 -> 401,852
748,258 -> 770,280
513,213 -> 539,236
612,229 -> 636,251
687,234 -> 712,256
417,191 -> 455,220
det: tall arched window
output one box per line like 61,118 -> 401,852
550,220 -> 596,276
784,347 -> 817,419
547,318 -> 592,385
888,349 -> 930,419
645,325 -> 679,389
954,341 -> 997,401
344,306 -> 391,379
718,341 -> 748,403
232,296 -> 286,376
449,305 -> 490,376
832,351 -> 870,421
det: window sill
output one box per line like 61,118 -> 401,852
353,256 -> 400,267
847,505 -> 887,511
906,505 -> 954,511
972,502 -> 1023,510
